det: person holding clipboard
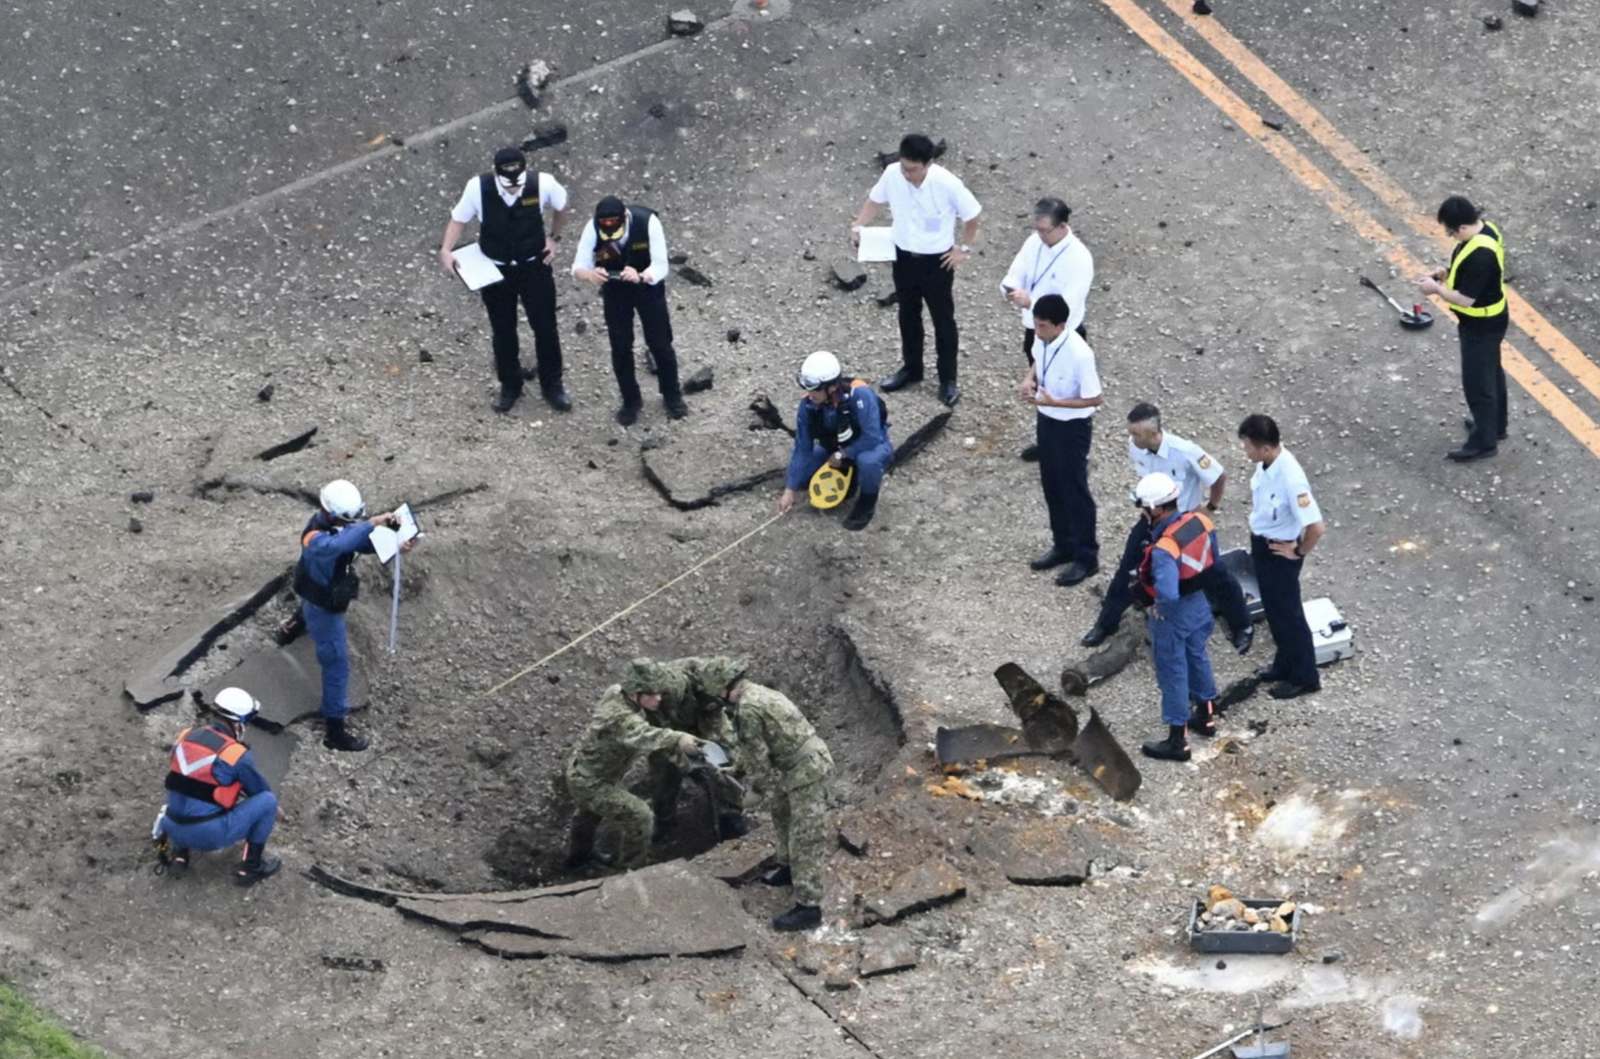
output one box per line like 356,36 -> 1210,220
439,146 -> 572,414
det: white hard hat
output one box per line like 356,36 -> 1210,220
796,350 -> 843,391
213,687 -> 261,724
319,479 -> 365,520
1133,472 -> 1181,509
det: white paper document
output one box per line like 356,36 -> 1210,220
855,227 -> 897,263
450,243 -> 505,290
371,503 -> 420,564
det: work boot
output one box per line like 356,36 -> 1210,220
566,812 -> 611,870
663,396 -> 690,420
761,863 -> 794,887
543,385 -> 573,412
879,366 -> 923,392
772,903 -> 822,932
1030,546 -> 1071,571
1141,725 -> 1191,762
718,813 -> 753,840
1188,700 -> 1218,739
616,403 -> 641,427
235,842 -> 282,886
169,847 -> 192,877
323,717 -> 370,753
1231,625 -> 1255,655
1080,620 -> 1118,648
1019,444 -> 1041,462
842,492 -> 879,531
492,385 -> 521,413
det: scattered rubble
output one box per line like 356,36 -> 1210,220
863,861 -> 966,925
127,517 -> 143,534
748,394 -> 795,435
131,490 -> 154,503
675,264 -> 714,288
320,956 -> 386,973
836,817 -> 870,857
859,935 -> 917,978
520,124 -> 568,153
667,9 -> 705,36
830,260 -> 867,291
875,287 -> 898,307
255,426 -> 317,462
683,366 -> 714,394
515,60 -> 553,109
257,383 -> 275,402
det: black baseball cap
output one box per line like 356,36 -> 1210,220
492,146 -> 525,173
594,196 -> 627,222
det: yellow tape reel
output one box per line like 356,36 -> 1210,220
808,464 -> 854,509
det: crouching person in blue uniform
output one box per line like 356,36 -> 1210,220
153,687 -> 283,885
295,479 -> 411,752
777,351 -> 893,532
1132,472 -> 1222,764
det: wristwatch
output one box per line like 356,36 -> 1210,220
958,244 -> 972,253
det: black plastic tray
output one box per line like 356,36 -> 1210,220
1187,898 -> 1301,954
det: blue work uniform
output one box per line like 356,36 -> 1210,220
1147,512 -> 1220,727
159,725 -> 278,851
785,382 -> 893,496
295,512 -> 377,720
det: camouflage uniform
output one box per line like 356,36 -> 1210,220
727,681 -> 835,906
645,656 -> 744,824
565,681 -> 688,869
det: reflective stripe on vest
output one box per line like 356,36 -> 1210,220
1445,222 -> 1506,318
1137,511 -> 1216,598
165,725 -> 247,809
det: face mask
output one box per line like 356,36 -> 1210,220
597,220 -> 625,241
495,167 -> 526,190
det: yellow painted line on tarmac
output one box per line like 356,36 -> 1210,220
1095,0 -> 1600,459
1151,0 -> 1600,412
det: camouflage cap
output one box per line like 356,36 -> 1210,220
622,657 -> 671,695
700,657 -> 749,698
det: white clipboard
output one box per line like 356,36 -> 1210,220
855,227 -> 897,263
450,244 -> 505,291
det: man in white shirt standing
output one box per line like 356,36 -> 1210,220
1001,198 -> 1094,461
1021,295 -> 1102,586
1239,414 -> 1326,700
571,196 -> 688,426
439,146 -> 571,414
850,133 -> 982,408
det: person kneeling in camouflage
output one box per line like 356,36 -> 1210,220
565,659 -> 704,871
644,655 -> 752,843
702,660 -> 835,932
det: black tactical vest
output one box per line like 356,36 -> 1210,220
594,206 -> 657,275
477,173 -> 548,264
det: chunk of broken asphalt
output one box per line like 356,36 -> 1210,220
831,260 -> 868,291
1481,13 -> 1504,28
675,264 -> 714,288
859,936 -> 918,978
257,383 -> 275,402
131,491 -> 154,503
726,328 -> 741,344
667,9 -> 704,35
419,349 -> 434,363
683,366 -> 714,394
127,517 -> 144,534
864,862 -> 966,924
1511,0 -> 1538,14
516,60 -> 552,109
520,124 -> 568,153
837,818 -> 870,857
875,287 -> 898,307
1192,0 -> 1212,12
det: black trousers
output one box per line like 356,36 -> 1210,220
1036,414 -> 1098,566
480,261 -> 563,393
893,249 -> 959,382
1459,315 -> 1510,451
1250,534 -> 1318,686
1020,323 -> 1088,362
1097,518 -> 1253,635
603,282 -> 682,407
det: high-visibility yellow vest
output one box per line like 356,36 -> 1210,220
1445,221 -> 1506,318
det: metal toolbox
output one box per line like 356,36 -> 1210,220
1187,899 -> 1302,954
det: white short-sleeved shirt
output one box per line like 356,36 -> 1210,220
569,212 -> 670,286
1032,329 -> 1101,422
868,163 -> 982,255
1001,231 -> 1094,329
1248,447 -> 1323,540
1128,432 -> 1224,514
450,172 -> 567,226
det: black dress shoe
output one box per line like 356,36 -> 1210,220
1080,623 -> 1116,648
492,386 -> 521,413
1030,547 -> 1071,571
1268,681 -> 1321,700
664,396 -> 690,420
543,386 -> 573,412
1020,444 -> 1041,462
879,366 -> 923,392
1464,417 -> 1509,441
1447,446 -> 1497,462
1055,560 -> 1098,586
938,381 -> 961,407
616,404 -> 641,427
1231,625 -> 1255,655
1254,665 -> 1287,682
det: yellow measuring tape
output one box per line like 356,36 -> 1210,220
480,510 -> 789,699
